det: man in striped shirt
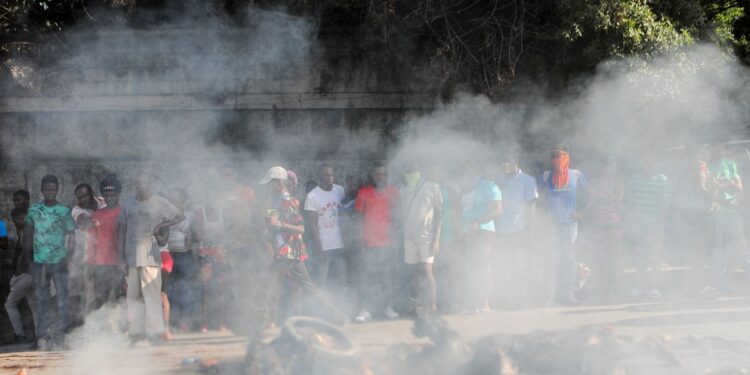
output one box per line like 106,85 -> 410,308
625,154 -> 669,298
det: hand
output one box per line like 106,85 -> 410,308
267,215 -> 281,229
571,211 -> 585,220
430,241 -> 440,256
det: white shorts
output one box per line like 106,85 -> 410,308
404,239 -> 434,264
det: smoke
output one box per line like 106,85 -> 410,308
0,2 -> 749,373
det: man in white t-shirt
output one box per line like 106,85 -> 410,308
304,164 -> 347,288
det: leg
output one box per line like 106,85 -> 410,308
288,261 -> 346,325
5,274 -> 33,337
555,222 -> 579,304
31,263 -> 51,339
358,249 -> 377,313
161,292 -> 171,337
50,263 -> 70,335
477,231 -> 493,310
415,263 -> 436,311
126,267 -> 145,337
139,267 -> 164,337
161,270 -> 171,338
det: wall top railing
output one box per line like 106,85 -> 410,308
0,92 -> 437,112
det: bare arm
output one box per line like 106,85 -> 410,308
76,213 -> 93,228
118,221 -> 127,265
474,200 -> 503,225
23,223 -> 34,261
66,231 -> 76,262
153,213 -> 186,236
305,210 -> 322,253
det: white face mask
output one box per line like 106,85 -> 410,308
404,171 -> 421,187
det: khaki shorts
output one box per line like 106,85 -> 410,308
404,239 -> 434,264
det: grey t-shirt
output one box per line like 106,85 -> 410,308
119,195 -> 181,267
401,180 -> 443,244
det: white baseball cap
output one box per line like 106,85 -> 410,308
259,166 -> 288,184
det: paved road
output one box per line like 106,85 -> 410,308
1,297 -> 750,374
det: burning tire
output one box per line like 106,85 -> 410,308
281,316 -> 360,359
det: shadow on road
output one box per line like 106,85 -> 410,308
562,297 -> 750,315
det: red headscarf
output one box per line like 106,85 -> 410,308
551,149 -> 570,189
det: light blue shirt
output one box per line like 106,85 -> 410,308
497,171 -> 538,234
462,179 -> 502,232
541,169 -> 588,224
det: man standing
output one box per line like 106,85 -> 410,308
259,166 -> 344,325
12,190 -> 30,211
4,207 -> 35,343
495,156 -> 537,308
304,164 -> 347,288
25,175 -> 76,348
71,183 -> 105,327
402,164 -> 443,312
541,147 -> 590,305
87,175 -> 125,312
706,144 -> 746,293
354,163 -> 400,322
460,165 -> 502,312
625,154 -> 669,298
165,188 -> 196,332
118,173 -> 184,343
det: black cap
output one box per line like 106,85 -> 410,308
41,175 -> 59,188
100,174 -> 121,194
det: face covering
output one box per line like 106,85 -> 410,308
551,149 -> 570,189
404,171 -> 422,188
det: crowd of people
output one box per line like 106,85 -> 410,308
0,143 -> 748,350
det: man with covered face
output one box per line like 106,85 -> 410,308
401,162 -> 443,312
119,172 -> 184,343
541,146 -> 590,305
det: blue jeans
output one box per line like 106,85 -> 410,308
31,262 -> 69,337
554,222 -> 578,302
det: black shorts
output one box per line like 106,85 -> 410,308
161,269 -> 172,293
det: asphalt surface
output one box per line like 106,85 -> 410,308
1,296 -> 750,374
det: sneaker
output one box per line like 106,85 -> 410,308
384,306 -> 399,319
629,288 -> 643,297
647,289 -> 662,298
354,309 -> 372,323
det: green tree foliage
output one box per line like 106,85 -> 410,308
0,0 -> 748,98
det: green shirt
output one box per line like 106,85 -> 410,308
27,202 -> 76,264
627,174 -> 669,223
710,159 -> 741,202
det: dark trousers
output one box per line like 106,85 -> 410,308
31,262 -> 69,337
169,251 -> 198,327
357,246 -> 400,314
88,265 -> 125,312
313,248 -> 350,289
466,230 -> 495,309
